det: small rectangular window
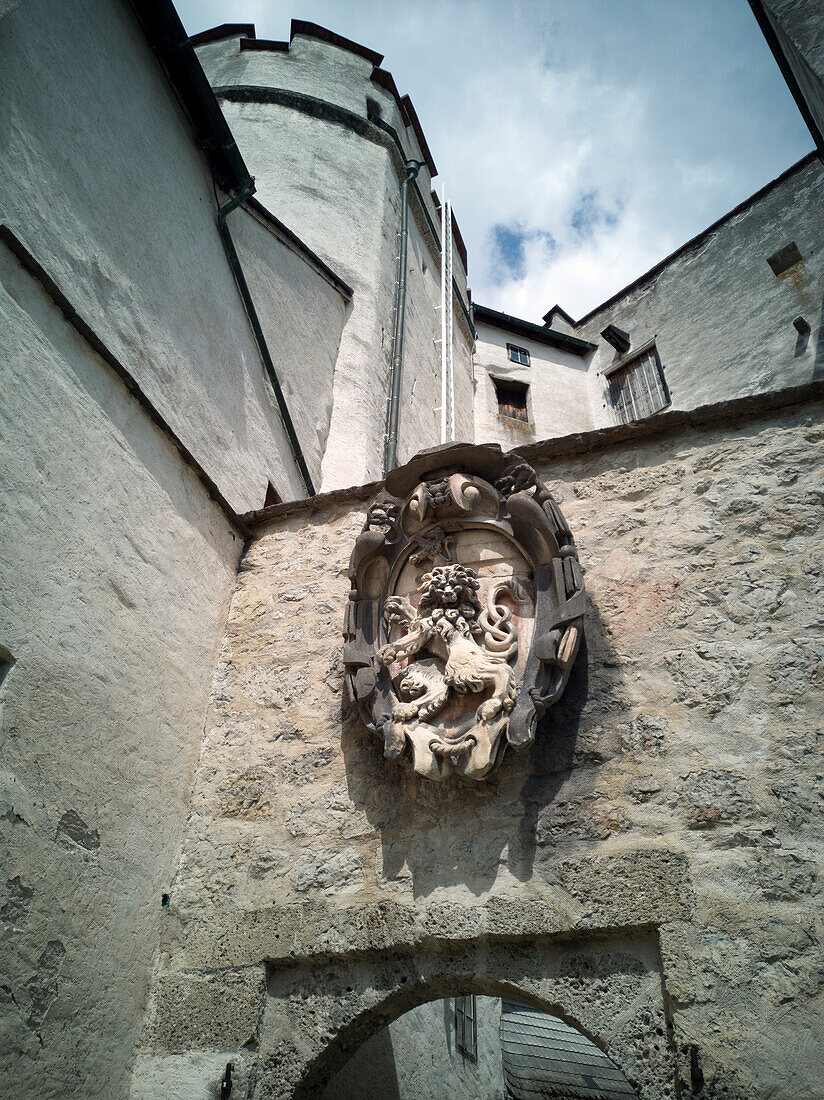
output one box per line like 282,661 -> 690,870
507,343 -> 530,366
494,379 -> 529,423
606,344 -> 670,425
455,995 -> 477,1061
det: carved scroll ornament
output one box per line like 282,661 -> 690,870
343,444 -> 585,782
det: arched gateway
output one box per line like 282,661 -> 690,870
254,930 -> 676,1099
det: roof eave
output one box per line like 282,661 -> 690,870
473,305 -> 596,355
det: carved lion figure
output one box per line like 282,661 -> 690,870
379,563 -> 523,729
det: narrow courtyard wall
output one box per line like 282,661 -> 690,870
0,244 -> 243,1097
0,0 -> 350,509
132,389 -> 824,1100
323,995 -> 504,1099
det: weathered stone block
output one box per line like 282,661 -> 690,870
142,966 -> 266,1054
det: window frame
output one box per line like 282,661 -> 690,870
455,994 -> 478,1062
604,340 -> 670,425
506,342 -> 530,366
492,377 -> 530,423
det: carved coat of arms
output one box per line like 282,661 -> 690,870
343,444 -> 585,781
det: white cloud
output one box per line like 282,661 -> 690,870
176,0 -> 812,320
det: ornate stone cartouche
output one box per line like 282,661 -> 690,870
343,444 -> 585,781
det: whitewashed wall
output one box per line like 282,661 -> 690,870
0,2 -> 350,1096
324,996 -> 504,1099
0,243 -> 242,1098
196,29 -> 474,488
229,204 -> 349,495
0,0 -> 348,510
473,319 -> 593,448
577,156 -> 824,428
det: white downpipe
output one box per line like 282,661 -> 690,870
440,192 -> 454,443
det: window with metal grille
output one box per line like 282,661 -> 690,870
455,995 -> 477,1061
606,344 -> 669,424
507,343 -> 530,366
494,379 -> 529,422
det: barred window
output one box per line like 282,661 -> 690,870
455,995 -> 477,1061
606,344 -> 669,424
507,343 -> 530,366
494,378 -> 529,422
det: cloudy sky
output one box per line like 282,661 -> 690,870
176,0 -> 812,322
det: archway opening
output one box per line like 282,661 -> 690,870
320,992 -> 640,1099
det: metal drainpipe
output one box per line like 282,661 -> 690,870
383,158 -> 423,474
216,181 -> 316,497
369,114 -> 475,339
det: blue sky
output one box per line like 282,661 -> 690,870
176,0 -> 812,321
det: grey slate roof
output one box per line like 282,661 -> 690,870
500,1001 -> 639,1100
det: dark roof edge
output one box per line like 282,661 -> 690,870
400,94 -> 437,178
574,151 -> 819,327
371,66 -> 402,101
370,72 -> 438,179
189,18 -> 383,67
128,1 -> 251,195
188,22 -> 255,46
244,196 -> 353,299
446,206 -> 468,274
748,0 -> 824,160
242,379 -> 824,527
290,18 -> 383,67
240,37 -> 288,53
543,303 -> 575,328
473,304 -> 597,355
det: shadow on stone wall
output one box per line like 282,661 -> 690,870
340,599 -> 627,898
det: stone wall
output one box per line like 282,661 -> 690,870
132,392 -> 824,1099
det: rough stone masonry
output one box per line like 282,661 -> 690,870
130,395 -> 824,1100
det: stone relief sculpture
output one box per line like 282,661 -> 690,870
343,444 -> 585,781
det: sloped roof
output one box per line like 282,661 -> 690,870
501,1001 -> 638,1100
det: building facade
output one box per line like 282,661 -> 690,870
1,0 -> 823,1098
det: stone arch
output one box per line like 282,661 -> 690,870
256,931 -> 677,1100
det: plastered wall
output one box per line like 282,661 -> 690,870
473,319 -> 593,448
228,204 -> 348,495
132,394 -> 824,1100
0,1 -> 353,1093
0,0 -> 349,509
578,156 -> 824,427
323,995 -> 504,1100
0,244 -> 242,1098
196,30 -> 474,490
